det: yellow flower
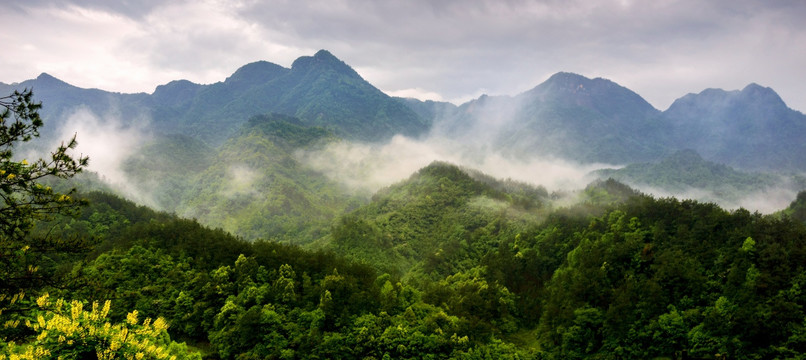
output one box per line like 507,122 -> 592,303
101,300 -> 111,318
6,173 -> 15,180
71,300 -> 83,321
126,310 -> 138,325
21,159 -> 28,165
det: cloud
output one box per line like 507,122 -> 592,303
2,0 -> 806,111
301,134 -> 604,196
52,106 -> 154,205
624,182 -> 799,215
299,93 -> 607,197
384,88 -> 445,102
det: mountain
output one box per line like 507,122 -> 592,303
593,149 -> 781,202
427,72 -> 806,171
0,73 -> 150,140
5,54 -> 806,173
511,72 -> 666,163
662,84 -> 806,171
156,50 -> 431,143
3,50 -> 429,145
434,72 -> 667,164
4,65 -> 670,167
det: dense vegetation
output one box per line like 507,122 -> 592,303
174,114 -> 362,244
4,67 -> 806,359
8,160 -> 806,358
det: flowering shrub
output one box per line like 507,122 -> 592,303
1,293 -> 200,360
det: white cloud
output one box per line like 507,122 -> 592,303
51,106 -> 154,205
1,0 -> 805,111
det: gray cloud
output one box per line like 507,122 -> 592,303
5,0 -> 171,19
1,0 -> 805,111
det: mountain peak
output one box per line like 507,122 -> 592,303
313,49 -> 338,61
740,83 -> 786,107
530,72 -> 638,98
546,71 -> 591,83
522,71 -> 658,116
290,50 -> 361,79
225,60 -> 288,86
152,79 -> 202,103
35,73 -> 70,87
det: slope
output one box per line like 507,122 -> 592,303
177,113 -> 363,244
593,149 -> 781,201
435,72 -> 667,164
663,83 -> 806,171
329,161 -> 551,276
3,50 -> 429,146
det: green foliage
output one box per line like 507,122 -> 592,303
330,161 -> 550,276
0,89 -> 89,306
177,114 -> 361,244
783,190 -> 806,223
121,134 -> 214,212
2,294 -> 200,359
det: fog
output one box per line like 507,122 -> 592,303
24,98 -> 798,217
51,106 -> 155,206
300,96 -> 801,214
223,163 -> 260,198
301,134 -> 605,196
300,93 -> 609,199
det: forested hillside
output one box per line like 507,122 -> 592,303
3,51 -> 429,145
3,51 -> 806,359
175,114 -> 362,244
8,162 -> 806,358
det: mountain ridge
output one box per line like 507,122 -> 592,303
4,51 -> 806,171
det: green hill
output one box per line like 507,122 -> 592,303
12,160 -> 806,359
176,113 -> 362,244
330,161 -> 551,276
593,149 -> 780,201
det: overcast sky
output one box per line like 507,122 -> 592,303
2,0 -> 805,111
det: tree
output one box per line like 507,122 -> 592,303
0,89 -> 89,296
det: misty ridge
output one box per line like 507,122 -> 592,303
4,49 -> 806,230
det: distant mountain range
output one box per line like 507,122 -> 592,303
1,50 -> 428,144
3,50 -> 806,172
418,72 -> 806,170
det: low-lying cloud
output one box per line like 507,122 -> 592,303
53,106 -> 154,205
299,133 -> 606,197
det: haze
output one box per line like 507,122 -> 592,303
2,0 -> 806,111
